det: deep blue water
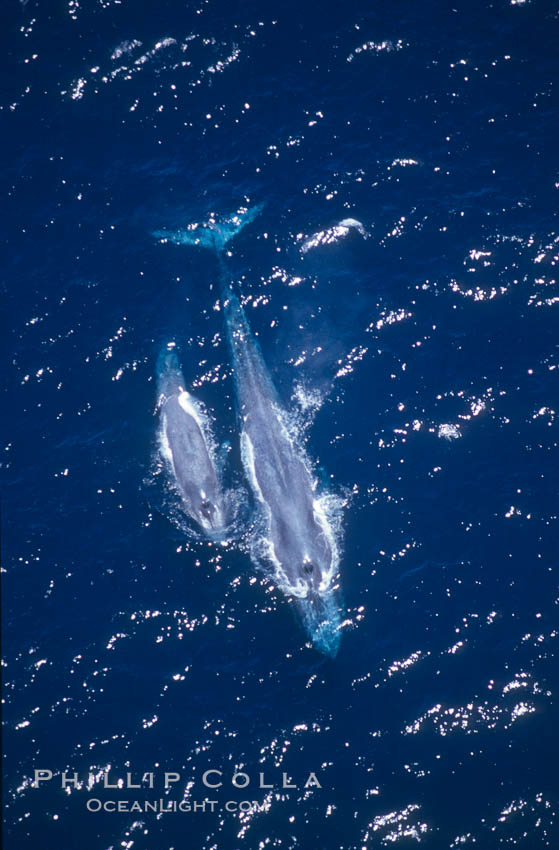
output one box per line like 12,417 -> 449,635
3,0 -> 558,847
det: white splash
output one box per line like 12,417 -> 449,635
298,218 -> 369,254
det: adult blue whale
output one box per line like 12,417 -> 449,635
224,282 -> 343,656
154,208 -> 343,656
157,348 -> 228,538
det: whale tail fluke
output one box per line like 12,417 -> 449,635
156,344 -> 184,403
153,203 -> 264,253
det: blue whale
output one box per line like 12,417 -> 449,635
154,208 -> 343,656
223,283 -> 343,656
157,348 -> 228,538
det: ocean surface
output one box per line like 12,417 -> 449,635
2,0 -> 558,847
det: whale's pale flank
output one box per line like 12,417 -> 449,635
156,348 -> 228,538
155,207 -> 343,656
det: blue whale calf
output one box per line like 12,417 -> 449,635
157,348 -> 228,538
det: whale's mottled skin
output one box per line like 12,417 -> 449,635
222,280 -> 342,657
157,350 -> 227,537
